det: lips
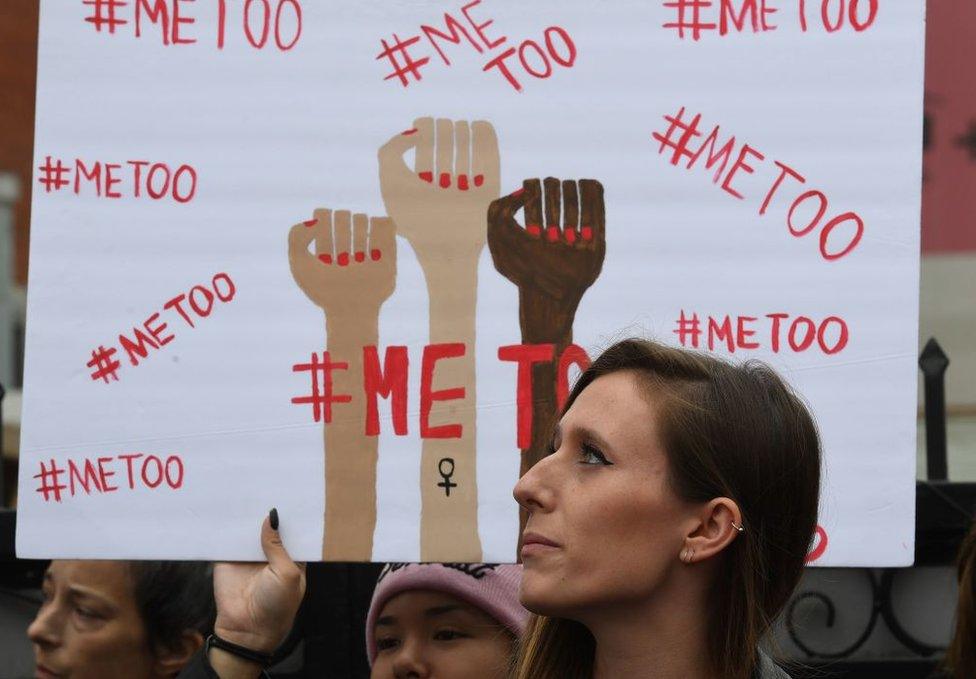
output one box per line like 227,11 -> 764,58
35,665 -> 62,679
521,531 -> 561,558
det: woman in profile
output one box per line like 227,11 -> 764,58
28,560 -> 213,678
190,338 -> 821,679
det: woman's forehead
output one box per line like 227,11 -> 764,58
563,372 -> 662,444
48,560 -> 133,597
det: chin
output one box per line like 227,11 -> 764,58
518,569 -> 575,617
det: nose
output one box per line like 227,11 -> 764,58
391,638 -> 430,678
513,449 -> 557,513
27,601 -> 63,649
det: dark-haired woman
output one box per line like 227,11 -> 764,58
190,338 -> 821,679
28,560 -> 214,678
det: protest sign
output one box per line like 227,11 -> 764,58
18,0 -> 924,565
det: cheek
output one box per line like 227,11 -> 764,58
66,623 -> 155,678
436,639 -> 512,679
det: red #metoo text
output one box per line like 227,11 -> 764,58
37,156 -> 198,203
376,0 -> 577,92
674,310 -> 850,355
652,107 -> 865,261
33,453 -> 184,503
80,0 -> 303,50
86,272 -> 237,384
662,0 -> 878,40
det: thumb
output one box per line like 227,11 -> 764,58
488,185 -> 528,226
378,128 -> 419,173
261,508 -> 300,579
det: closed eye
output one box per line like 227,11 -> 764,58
376,636 -> 400,652
433,628 -> 468,642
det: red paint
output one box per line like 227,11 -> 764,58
473,174 -> 484,187
439,172 -> 451,188
510,187 -> 524,197
355,251 -> 366,263
654,107 -> 865,261
546,226 -> 560,242
337,252 -> 350,266
675,310 -> 850,355
421,10 -> 483,65
290,351 -> 351,424
370,249 -> 382,261
419,171 -> 434,183
564,228 -> 578,244
498,343 -> 555,449
805,525 -> 828,563
557,344 -> 591,410
457,174 -> 469,190
580,226 -> 593,241
462,0 -> 506,49
303,219 -> 317,227
364,345 -> 409,436
526,224 -> 542,237
720,144 -> 765,200
188,285 -> 215,317
318,254 -> 332,264
402,128 -> 418,135
420,343 -> 466,439
52,452 -> 185,503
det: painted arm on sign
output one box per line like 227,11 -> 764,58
377,118 -> 500,562
288,210 -> 397,560
488,176 -> 606,457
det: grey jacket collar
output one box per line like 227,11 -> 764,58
754,652 -> 792,679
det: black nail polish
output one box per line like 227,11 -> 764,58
270,507 -> 279,531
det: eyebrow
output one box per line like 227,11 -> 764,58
375,604 -> 468,627
67,585 -> 117,611
556,423 -> 616,454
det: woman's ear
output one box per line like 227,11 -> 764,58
680,497 -> 743,564
154,630 -> 204,677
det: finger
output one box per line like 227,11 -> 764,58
578,179 -> 605,246
369,217 -> 396,262
378,126 -> 421,185
333,210 -> 352,266
522,178 -> 543,238
562,180 -> 579,244
543,177 -> 561,242
261,509 -> 299,579
471,120 -> 499,190
435,118 -> 454,188
455,121 -> 471,191
413,117 -> 434,182
352,213 -> 369,263
313,208 -> 334,264
288,220 -> 316,262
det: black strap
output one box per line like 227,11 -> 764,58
206,633 -> 275,668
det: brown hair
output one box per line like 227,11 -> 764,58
945,522 -> 976,678
512,338 -> 822,679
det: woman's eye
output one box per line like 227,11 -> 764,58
376,637 -> 400,652
579,443 -> 612,466
74,607 -> 99,620
433,629 -> 467,642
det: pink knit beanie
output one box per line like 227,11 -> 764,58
365,563 -> 527,665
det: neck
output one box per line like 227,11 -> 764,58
585,568 -> 714,679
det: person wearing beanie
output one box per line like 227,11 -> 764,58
366,562 -> 528,679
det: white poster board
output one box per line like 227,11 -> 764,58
18,0 -> 924,565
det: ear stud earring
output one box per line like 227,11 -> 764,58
731,521 -> 745,532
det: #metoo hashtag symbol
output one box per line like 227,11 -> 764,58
652,107 -> 703,166
83,0 -> 128,34
34,458 -> 67,503
376,33 -> 431,87
674,310 -> 702,348
37,156 -> 71,193
87,345 -> 121,383
291,352 -> 352,423
662,0 -> 716,41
